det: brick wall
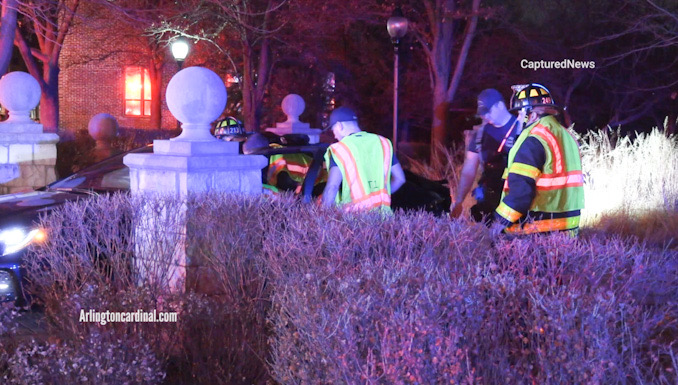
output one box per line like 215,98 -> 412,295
59,9 -> 179,137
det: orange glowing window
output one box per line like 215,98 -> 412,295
124,66 -> 151,116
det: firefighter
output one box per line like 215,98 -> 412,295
451,89 -> 520,222
321,106 -> 406,211
268,152 -> 326,194
243,133 -> 326,194
491,83 -> 585,236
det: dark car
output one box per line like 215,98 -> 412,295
0,142 -> 450,303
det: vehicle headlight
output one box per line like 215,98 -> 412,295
0,227 -> 47,256
0,270 -> 13,292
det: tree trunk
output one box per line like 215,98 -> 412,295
430,87 -> 450,166
0,0 -> 17,75
241,43 -> 259,132
149,57 -> 163,129
40,63 -> 59,133
425,0 -> 480,165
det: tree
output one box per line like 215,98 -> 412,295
407,0 -> 482,163
580,0 -> 678,132
0,0 -> 18,75
146,0 -> 289,133
12,0 -> 81,133
280,0 -> 486,162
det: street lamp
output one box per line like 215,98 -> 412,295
171,38 -> 189,129
171,38 -> 189,70
387,7 -> 408,152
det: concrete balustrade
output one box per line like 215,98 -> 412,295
88,113 -> 119,162
266,93 -> 322,143
123,66 -> 267,294
0,71 -> 58,194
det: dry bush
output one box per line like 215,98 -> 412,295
267,209 -> 678,384
408,126 -> 678,243
15,192 -> 678,384
579,127 -> 678,228
4,329 -> 163,385
404,143 -> 464,187
23,193 -> 285,384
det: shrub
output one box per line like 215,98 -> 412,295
21,193 -> 678,384
4,330 -> 164,385
578,127 -> 678,227
25,193 -> 280,384
265,209 -> 678,384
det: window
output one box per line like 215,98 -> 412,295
124,67 -> 151,116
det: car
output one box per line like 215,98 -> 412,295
0,141 -> 450,303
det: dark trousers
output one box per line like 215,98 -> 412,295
470,192 -> 502,225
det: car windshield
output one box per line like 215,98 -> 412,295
48,146 -> 152,192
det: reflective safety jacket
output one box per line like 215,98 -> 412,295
495,115 -> 585,234
268,153 -> 312,185
324,132 -> 393,211
268,153 -> 327,193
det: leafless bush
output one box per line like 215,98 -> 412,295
267,211 -> 678,384
4,330 -> 164,385
579,127 -> 678,227
17,192 -> 678,384
24,193 -> 289,384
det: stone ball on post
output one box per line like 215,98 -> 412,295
0,72 -> 41,123
88,113 -> 119,142
281,94 -> 305,123
166,67 -> 227,141
88,113 -> 119,161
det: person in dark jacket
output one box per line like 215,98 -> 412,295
451,89 -> 520,223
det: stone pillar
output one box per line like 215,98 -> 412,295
88,113 -> 119,162
0,72 -> 58,194
265,94 -> 322,143
123,66 -> 267,293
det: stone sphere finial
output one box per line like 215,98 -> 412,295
0,72 -> 41,123
281,94 -> 305,123
88,113 -> 119,161
88,113 -> 119,141
166,66 -> 227,141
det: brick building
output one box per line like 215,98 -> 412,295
58,9 -> 180,135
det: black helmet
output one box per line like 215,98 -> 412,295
214,116 -> 249,141
510,83 -> 557,112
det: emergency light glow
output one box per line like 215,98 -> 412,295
0,227 -> 45,256
0,284 -> 9,291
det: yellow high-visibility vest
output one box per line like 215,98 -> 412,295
324,132 -> 393,211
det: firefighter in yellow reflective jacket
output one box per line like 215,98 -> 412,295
268,153 -> 327,194
322,106 -> 406,211
491,83 -> 585,236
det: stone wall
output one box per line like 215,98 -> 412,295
0,141 -> 56,194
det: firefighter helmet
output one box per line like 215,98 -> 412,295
214,116 -> 248,141
509,83 -> 557,112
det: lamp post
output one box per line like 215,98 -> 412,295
387,7 -> 408,152
171,38 -> 189,70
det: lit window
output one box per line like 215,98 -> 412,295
124,67 -> 151,116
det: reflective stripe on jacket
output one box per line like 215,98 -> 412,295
496,115 -> 585,234
268,153 -> 328,187
324,132 -> 393,211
